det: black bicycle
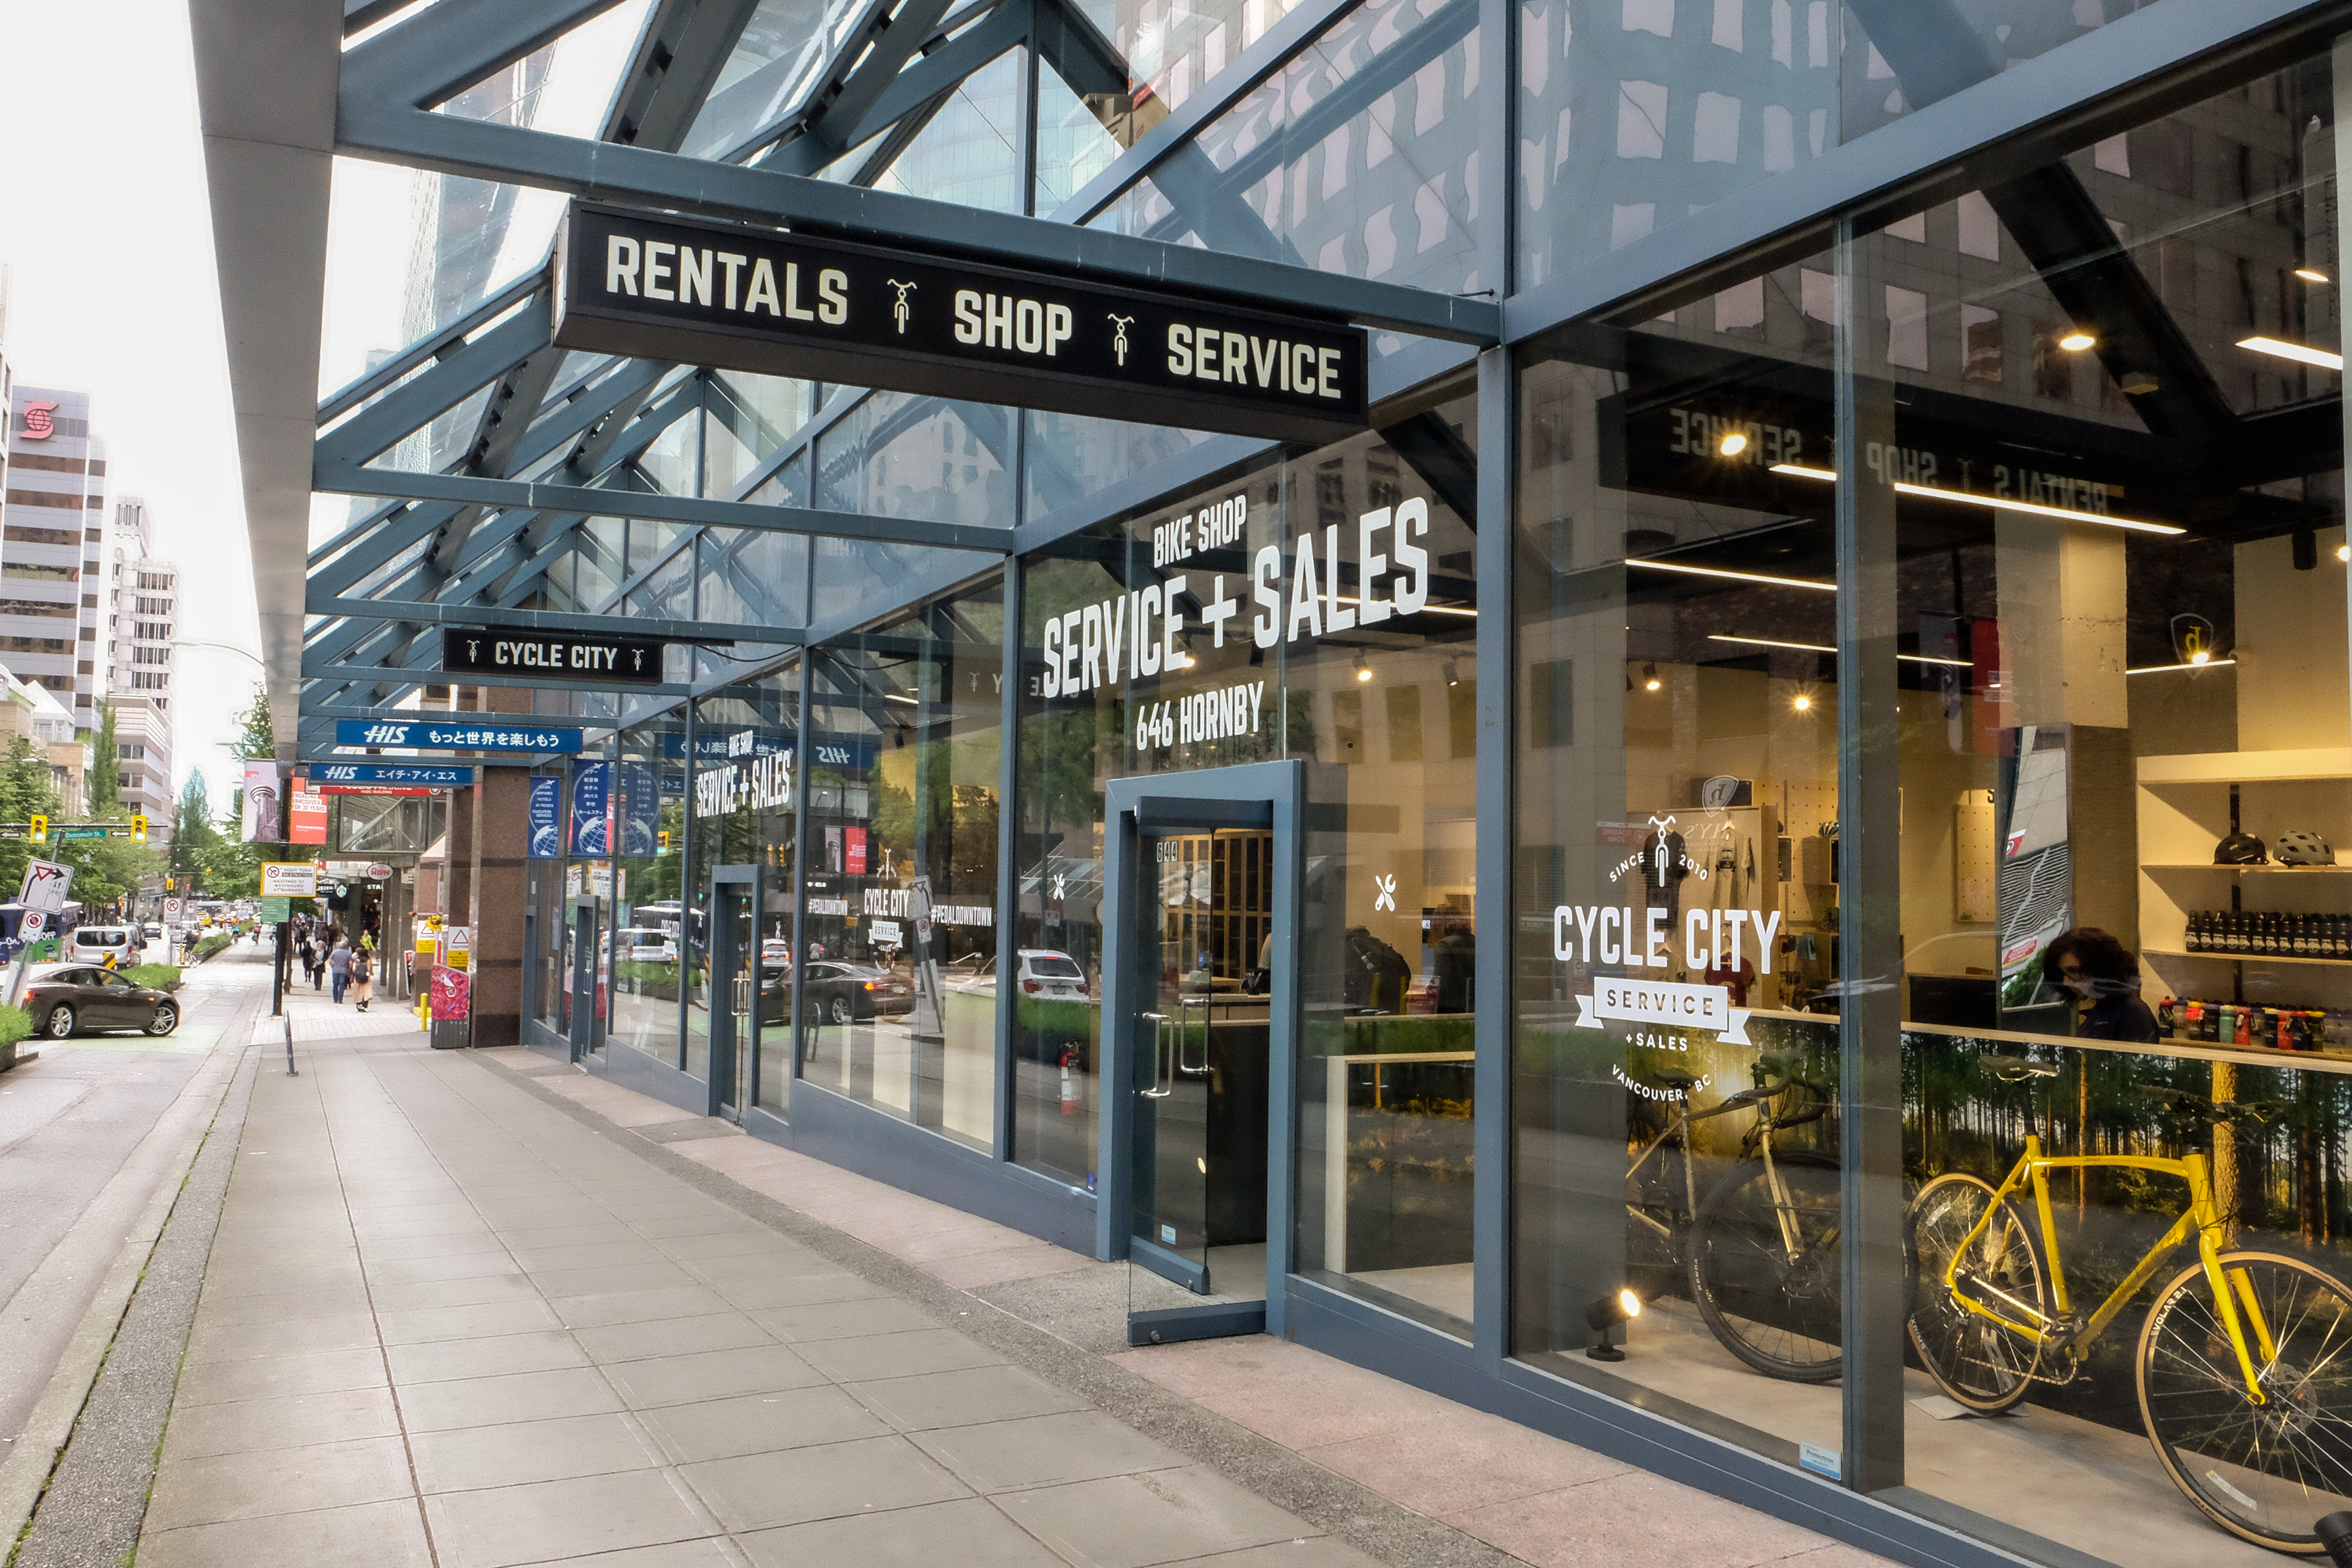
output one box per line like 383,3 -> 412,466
1624,1055 -> 1843,1381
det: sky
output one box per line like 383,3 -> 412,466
0,0 -> 254,812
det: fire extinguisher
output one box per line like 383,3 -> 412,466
1059,1046 -> 1080,1116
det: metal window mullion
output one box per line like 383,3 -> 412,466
1835,220 -> 1905,1494
789,652 -> 814,1086
1470,341 -> 1513,1374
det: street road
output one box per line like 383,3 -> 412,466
0,945 -> 265,1456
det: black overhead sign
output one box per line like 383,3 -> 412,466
552,202 -> 1370,445
441,628 -> 670,687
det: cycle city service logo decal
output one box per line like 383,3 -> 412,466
1580,977 -> 1753,1045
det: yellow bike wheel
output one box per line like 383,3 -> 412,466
1906,1173 -> 2046,1413
2137,1250 -> 2352,1554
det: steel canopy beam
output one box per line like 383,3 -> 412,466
334,103 -> 1500,346
314,460 -> 1014,553
309,594 -> 807,645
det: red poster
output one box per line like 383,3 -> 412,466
289,789 -> 329,844
845,826 -> 869,875
430,964 -> 471,1022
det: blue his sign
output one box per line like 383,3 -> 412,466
335,720 -> 584,753
307,763 -> 477,787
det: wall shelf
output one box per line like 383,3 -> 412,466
2143,863 -> 2352,874
2145,949 -> 2352,968
2136,748 -> 2352,786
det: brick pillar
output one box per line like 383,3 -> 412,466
463,685 -> 535,1048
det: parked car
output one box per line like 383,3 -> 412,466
67,926 -> 139,967
949,949 -> 1089,1000
614,927 -> 678,964
21,964 -> 179,1038
760,960 -> 915,1025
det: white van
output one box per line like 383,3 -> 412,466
68,925 -> 139,967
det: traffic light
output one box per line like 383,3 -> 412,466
131,815 -> 147,844
164,877 -> 175,891
658,829 -> 672,855
30,815 -> 47,844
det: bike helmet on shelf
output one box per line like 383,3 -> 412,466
2215,832 -> 2269,866
2276,830 -> 2336,866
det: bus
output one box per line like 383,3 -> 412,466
0,901 -> 83,962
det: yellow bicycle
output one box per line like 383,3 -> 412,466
1909,1054 -> 2352,1552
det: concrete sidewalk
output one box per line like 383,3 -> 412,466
107,1020 -> 1889,1568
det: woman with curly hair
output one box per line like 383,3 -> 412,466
2043,927 -> 2160,1043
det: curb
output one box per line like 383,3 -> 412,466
0,986 -> 264,1562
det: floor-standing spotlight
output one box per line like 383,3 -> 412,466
1586,1288 -> 1642,1361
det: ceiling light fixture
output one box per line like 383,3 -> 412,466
2296,268 -> 2332,284
1769,463 -> 1838,482
1642,662 -> 1661,691
2238,335 -> 2345,372
2127,658 -> 2239,674
1719,432 -> 1749,456
1354,651 -> 1373,683
1791,694 -> 1813,711
1707,634 -> 1969,666
1443,659 -> 1461,687
2058,331 -> 2097,351
2340,543 -> 2350,563
1628,559 -> 1838,593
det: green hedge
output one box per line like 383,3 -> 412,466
122,964 -> 183,993
191,935 -> 236,963
0,1004 -> 29,1051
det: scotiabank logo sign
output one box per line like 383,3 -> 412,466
20,401 -> 57,440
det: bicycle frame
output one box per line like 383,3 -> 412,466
1624,1090 -> 1813,1263
1938,1134 -> 2275,1403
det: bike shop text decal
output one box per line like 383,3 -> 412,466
1549,902 -> 1782,974
1577,976 -> 1753,1046
1134,681 -> 1266,753
693,731 -> 793,819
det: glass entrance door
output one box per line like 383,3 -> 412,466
1127,825 -> 1276,1341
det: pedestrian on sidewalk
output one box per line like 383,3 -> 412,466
350,946 -> 374,1011
327,938 -> 352,1004
296,930 -> 317,988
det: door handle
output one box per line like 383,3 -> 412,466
733,976 -> 752,1017
1139,1011 -> 1172,1098
1177,996 -> 1210,1076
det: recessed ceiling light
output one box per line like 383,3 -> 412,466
1791,694 -> 1812,711
1719,433 -> 1748,457
2058,332 -> 2096,351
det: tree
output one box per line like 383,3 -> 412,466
169,773 -> 220,893
233,687 -> 273,764
0,738 -> 59,895
87,701 -> 121,817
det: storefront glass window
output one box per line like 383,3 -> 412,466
608,717 -> 687,1069
1860,54 -> 2352,1566
532,765 -> 566,1036
689,660 -> 803,1116
1512,253 -> 1845,1461
800,575 -> 1004,1152
1015,396 -> 1482,1334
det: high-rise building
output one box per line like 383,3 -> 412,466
2,385 -> 104,717
103,497 -> 175,828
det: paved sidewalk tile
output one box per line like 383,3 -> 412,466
129,1030 -> 1886,1568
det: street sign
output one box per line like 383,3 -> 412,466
334,720 -> 583,753
367,864 -> 394,880
306,763 -> 475,786
440,629 -> 670,687
553,202 -> 1371,445
55,827 -> 107,840
162,897 -> 183,923
20,859 -> 71,912
260,862 -> 320,897
258,896 -> 290,921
